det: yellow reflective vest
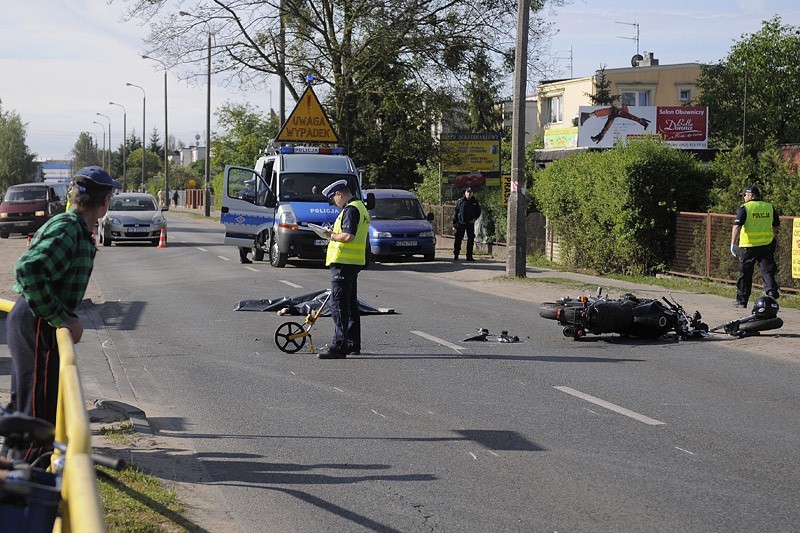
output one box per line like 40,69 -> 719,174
739,200 -> 775,247
325,200 -> 370,266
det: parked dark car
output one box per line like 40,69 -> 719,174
0,183 -> 67,238
364,189 -> 436,262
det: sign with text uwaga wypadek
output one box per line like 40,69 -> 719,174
440,132 -> 501,202
276,85 -> 340,144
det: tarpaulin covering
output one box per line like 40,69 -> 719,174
234,289 -> 385,316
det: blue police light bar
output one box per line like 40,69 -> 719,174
278,145 -> 345,155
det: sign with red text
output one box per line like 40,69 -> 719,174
577,105 -> 708,149
656,106 -> 708,148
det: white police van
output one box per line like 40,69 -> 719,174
221,144 -> 373,267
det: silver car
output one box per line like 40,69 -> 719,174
99,193 -> 168,246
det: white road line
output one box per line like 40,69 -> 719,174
487,450 -> 500,457
675,446 -> 696,455
196,246 -> 208,252
280,280 -> 303,288
411,330 -> 464,352
371,409 -> 387,418
554,386 -> 665,426
244,266 -> 259,272
467,452 -> 477,460
217,255 -> 230,261
333,387 -> 344,393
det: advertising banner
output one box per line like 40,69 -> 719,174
656,106 -> 708,148
577,105 -> 708,149
440,132 -> 502,201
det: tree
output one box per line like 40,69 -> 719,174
696,16 -> 800,152
211,102 -> 279,170
120,0 -> 560,172
126,147 -> 163,191
0,100 -> 37,191
466,49 -> 504,132
71,132 -> 101,170
148,128 -> 163,159
588,65 -> 620,106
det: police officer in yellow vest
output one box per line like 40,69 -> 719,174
730,185 -> 780,308
318,179 -> 370,359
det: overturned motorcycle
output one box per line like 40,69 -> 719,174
539,288 -> 709,340
539,289 -> 783,341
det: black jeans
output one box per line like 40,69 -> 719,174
329,264 -> 362,350
453,223 -> 475,258
736,240 -> 779,305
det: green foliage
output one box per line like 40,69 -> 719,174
412,161 -> 442,205
707,141 -> 800,216
588,65 -> 620,106
125,148 -> 163,192
697,16 -> 800,152
533,138 -> 711,275
72,132 -> 101,170
466,50 -> 504,132
0,101 -> 37,190
211,102 -> 278,169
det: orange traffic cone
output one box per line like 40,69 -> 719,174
26,235 -> 31,249
157,228 -> 168,248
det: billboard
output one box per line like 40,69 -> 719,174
577,105 -> 708,149
440,132 -> 501,201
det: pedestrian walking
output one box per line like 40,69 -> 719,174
731,185 -> 780,308
317,180 -> 370,359
172,190 -> 179,207
6,166 -> 119,460
452,187 -> 481,261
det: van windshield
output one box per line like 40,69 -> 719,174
4,187 -> 47,202
369,197 -> 425,220
279,174 -> 360,202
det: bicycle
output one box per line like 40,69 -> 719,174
0,408 -> 124,532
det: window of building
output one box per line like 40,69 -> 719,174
679,88 -> 693,101
620,91 -> 651,106
545,95 -> 563,123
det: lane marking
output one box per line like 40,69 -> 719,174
411,330 -> 464,352
280,280 -> 303,289
196,247 -> 208,252
554,386 -> 665,426
333,387 -> 344,393
675,447 -> 695,455
371,409 -> 387,418
467,452 -> 477,460
217,255 -> 230,261
244,266 -> 259,272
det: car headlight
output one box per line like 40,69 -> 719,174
375,231 -> 392,238
279,211 -> 297,225
110,217 -> 121,225
419,230 -> 434,237
0,212 -> 7,219
35,210 -> 46,217
152,215 -> 165,225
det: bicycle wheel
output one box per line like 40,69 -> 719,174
275,322 -> 307,353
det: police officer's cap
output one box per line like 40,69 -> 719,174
322,179 -> 348,199
742,185 -> 760,197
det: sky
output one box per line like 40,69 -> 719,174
0,0 -> 798,161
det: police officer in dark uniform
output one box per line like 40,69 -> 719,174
730,185 -> 780,308
318,180 -> 370,359
452,187 -> 481,261
238,180 -> 257,263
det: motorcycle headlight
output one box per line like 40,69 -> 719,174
418,230 -> 434,237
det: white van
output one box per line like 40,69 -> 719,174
221,145 -> 373,267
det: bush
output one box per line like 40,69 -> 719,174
533,138 -> 711,275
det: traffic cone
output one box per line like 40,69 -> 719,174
26,235 -> 31,249
157,228 -> 168,248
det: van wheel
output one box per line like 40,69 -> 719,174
269,241 -> 287,267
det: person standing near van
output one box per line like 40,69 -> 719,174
731,185 -> 780,308
318,180 -> 370,359
7,166 -> 119,459
452,187 -> 481,261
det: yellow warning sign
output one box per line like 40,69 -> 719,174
275,85 -> 340,144
792,217 -> 800,279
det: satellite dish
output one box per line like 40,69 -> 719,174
195,134 -> 201,142
631,54 -> 644,67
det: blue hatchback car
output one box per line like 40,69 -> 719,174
364,189 -> 436,262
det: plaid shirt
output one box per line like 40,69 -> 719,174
13,211 -> 97,327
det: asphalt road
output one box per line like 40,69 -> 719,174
3,212 -> 799,532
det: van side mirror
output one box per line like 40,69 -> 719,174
426,212 -> 434,222
365,192 -> 375,210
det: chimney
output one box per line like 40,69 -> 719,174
638,52 -> 659,67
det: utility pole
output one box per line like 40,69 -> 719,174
506,0 -> 529,278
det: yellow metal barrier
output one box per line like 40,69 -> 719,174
0,298 -> 105,532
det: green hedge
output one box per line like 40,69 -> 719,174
533,138 -> 711,275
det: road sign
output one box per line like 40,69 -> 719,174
276,85 -> 340,144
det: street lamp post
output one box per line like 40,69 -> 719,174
126,82 -> 146,191
142,55 -> 170,207
109,102 -> 127,191
92,121 -> 106,168
96,112 -> 111,173
179,10 -> 213,217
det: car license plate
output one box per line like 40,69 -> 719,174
128,227 -> 149,233
314,239 -> 328,246
396,240 -> 417,247
13,222 -> 29,227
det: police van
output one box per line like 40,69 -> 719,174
221,144 -> 373,267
